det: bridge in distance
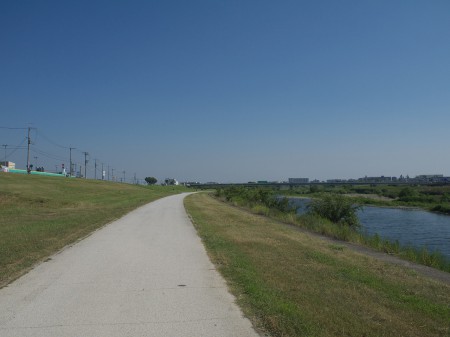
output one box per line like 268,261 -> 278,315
189,181 -> 450,189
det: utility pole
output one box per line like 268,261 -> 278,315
101,163 -> 104,180
26,127 -> 31,174
83,152 -> 89,179
69,147 -> 76,176
107,165 -> 110,181
123,170 -> 126,183
2,144 -> 7,165
112,168 -> 115,181
94,159 -> 97,180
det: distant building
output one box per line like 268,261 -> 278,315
415,174 -> 443,179
288,178 -> 309,184
181,181 -> 200,186
415,175 -> 445,183
358,176 -> 392,183
0,161 -> 15,169
327,179 -> 347,183
416,174 -> 443,178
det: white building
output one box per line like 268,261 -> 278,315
0,161 -> 15,169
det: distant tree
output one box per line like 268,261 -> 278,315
398,186 -> 417,198
309,184 -> 320,193
145,177 -> 157,185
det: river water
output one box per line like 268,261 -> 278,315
290,198 -> 450,260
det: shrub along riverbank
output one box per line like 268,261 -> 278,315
215,186 -> 450,272
185,193 -> 450,337
280,184 -> 450,214
0,173 -> 189,287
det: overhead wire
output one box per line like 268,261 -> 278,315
31,146 -> 67,162
5,138 -> 27,158
35,129 -> 69,149
1,127 -> 117,180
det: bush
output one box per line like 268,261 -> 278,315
398,187 -> 417,198
308,194 -> 360,228
431,204 -> 450,214
309,185 -> 321,193
216,187 -> 297,213
441,193 -> 450,202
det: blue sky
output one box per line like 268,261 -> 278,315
1,0 -> 449,183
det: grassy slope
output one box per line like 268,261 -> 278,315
185,193 -> 450,337
0,173 -> 188,287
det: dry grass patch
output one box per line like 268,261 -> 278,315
185,193 -> 450,337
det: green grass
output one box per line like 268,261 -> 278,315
217,187 -> 450,272
185,193 -> 450,337
0,173 -> 188,287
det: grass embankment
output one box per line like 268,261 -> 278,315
185,193 -> 450,337
218,187 -> 450,272
0,173 -> 188,287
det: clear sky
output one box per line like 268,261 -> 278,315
1,0 -> 449,183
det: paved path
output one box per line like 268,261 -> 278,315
0,193 -> 259,337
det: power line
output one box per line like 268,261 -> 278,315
2,144 -> 6,163
31,147 -> 67,162
35,129 -> 69,149
4,138 -> 27,159
1,126 -> 138,183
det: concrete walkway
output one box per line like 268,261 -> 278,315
0,193 -> 259,337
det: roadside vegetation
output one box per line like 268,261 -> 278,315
215,186 -> 450,272
185,193 -> 450,337
281,184 -> 450,214
216,186 -> 295,214
308,194 -> 360,228
0,173 -> 188,287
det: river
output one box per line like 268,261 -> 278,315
290,198 -> 450,260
